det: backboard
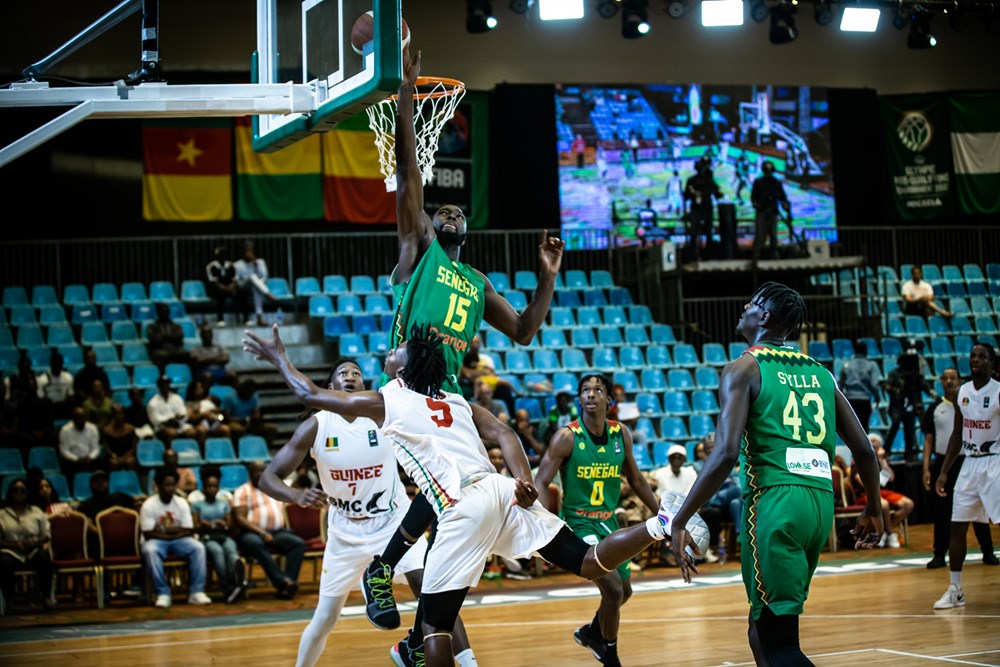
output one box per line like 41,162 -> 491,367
253,0 -> 404,152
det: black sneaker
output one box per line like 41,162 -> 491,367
984,552 -> 999,566
574,624 -> 607,663
926,556 -> 947,569
389,633 -> 424,667
362,556 -> 400,630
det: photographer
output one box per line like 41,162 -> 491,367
750,160 -> 790,262
882,340 -> 935,461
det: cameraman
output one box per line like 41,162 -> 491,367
750,160 -> 790,262
882,340 -> 935,461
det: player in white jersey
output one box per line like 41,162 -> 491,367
933,343 -> 1000,609
256,358 -> 475,667
243,324 -> 695,667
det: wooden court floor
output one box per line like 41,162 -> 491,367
1,525 -> 998,666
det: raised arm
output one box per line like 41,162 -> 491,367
258,415 -> 331,510
394,49 -> 434,284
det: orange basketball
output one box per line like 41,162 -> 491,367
351,11 -> 410,56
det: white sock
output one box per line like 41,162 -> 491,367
950,571 -> 962,589
645,515 -> 666,540
455,648 -> 478,666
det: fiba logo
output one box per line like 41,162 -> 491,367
897,111 -> 933,152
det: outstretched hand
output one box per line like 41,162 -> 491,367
670,524 -> 701,584
538,230 -> 565,276
242,323 -> 286,368
849,509 -> 884,550
512,477 -> 539,508
403,49 -> 421,88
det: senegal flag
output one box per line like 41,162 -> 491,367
948,93 -> 1000,215
322,112 -> 395,224
235,117 -> 323,220
142,119 -> 233,221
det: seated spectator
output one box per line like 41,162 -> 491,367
221,378 -> 277,446
147,302 -> 190,373
0,478 -> 55,612
205,246 -> 239,327
36,350 -> 74,419
147,376 -> 197,446
901,266 -> 952,319
232,461 -> 304,600
233,241 -> 276,326
185,378 -> 230,444
73,348 -> 110,404
102,403 -> 138,471
513,408 -> 546,468
851,433 -> 914,548
189,325 -> 230,386
3,354 -> 36,409
82,379 -> 114,430
161,449 -> 199,497
649,444 -> 721,564
471,377 -> 510,426
191,468 -> 244,603
125,387 -> 155,440
77,469 -> 139,556
59,407 -> 102,476
487,443 -> 509,476
459,336 -> 515,409
543,391 -> 579,445
139,468 -> 212,608
36,477 -> 73,516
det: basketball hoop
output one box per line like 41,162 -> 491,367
365,76 -> 466,192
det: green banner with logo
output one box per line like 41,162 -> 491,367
879,94 -> 954,220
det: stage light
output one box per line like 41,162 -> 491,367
539,0 -> 585,19
750,0 -> 770,23
702,0 -> 744,26
596,0 -> 620,19
769,1 -> 799,44
622,2 -> 650,37
509,0 -> 531,14
666,0 -> 687,19
840,7 -> 880,31
467,0 -> 498,32
907,8 -> 936,48
814,0 -> 835,26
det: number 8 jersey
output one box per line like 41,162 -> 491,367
740,344 -> 837,496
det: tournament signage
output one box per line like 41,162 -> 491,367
879,94 -> 954,221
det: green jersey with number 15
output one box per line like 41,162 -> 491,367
740,344 -> 836,497
378,238 -> 487,394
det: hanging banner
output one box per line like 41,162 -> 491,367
948,92 -> 1000,216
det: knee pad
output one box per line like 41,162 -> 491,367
537,526 -> 589,576
755,606 -> 800,659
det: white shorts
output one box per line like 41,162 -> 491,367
318,507 -> 428,599
951,455 -> 1000,524
422,473 -> 565,595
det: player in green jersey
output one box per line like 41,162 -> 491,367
535,374 -> 660,667
362,48 -> 566,665
669,282 -> 884,667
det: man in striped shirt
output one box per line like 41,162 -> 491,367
233,460 -> 306,599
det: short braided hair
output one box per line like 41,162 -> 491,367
399,325 -> 447,397
752,281 -> 808,339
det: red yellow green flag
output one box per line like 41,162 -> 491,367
322,112 -> 395,224
235,117 -> 324,220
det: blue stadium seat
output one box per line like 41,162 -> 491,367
549,308 -> 575,329
209,384 -> 237,403
929,337 -> 955,358
942,265 -> 964,284
970,297 -> 992,315
309,295 -> 335,318
181,280 -> 210,304
590,270 -> 614,290
322,316 -> 350,342
619,346 -> 645,370
975,315 -> 998,334
172,438 -> 205,465
129,301 -> 155,322
486,272 -> 511,292
576,307 -> 601,328
650,324 -> 676,346
658,417 -> 689,443
597,327 -> 624,347
514,397 -> 544,423
91,343 -> 119,367
603,306 -> 628,328
27,446 -> 60,475
106,366 -> 131,392
132,364 -> 160,390
31,285 -> 59,308
640,369 -> 667,392
646,345 -> 672,368
204,437 -> 238,465
692,390 -> 720,414
632,441 -> 654,471
608,287 -> 632,306
628,305 -> 653,326
349,275 -> 376,295
46,324 -> 75,348
295,277 -> 321,298
533,349 -> 560,373
9,304 -> 37,326
364,295 -> 391,314
556,290 -> 582,308
726,342 -> 746,360
591,347 -> 620,372
958,356 -> 972,376
541,329 -> 568,348
612,371 -> 640,394
150,281 -> 178,302
948,297 -> 971,318
165,363 -> 192,386
673,343 -> 700,368
668,369 -> 694,392
928,316 -> 951,337
63,284 -> 90,306
47,473 -> 71,504
110,321 -> 140,345
219,464 -> 249,492
72,472 -> 93,501
953,335 -> 974,358
109,470 -> 143,496
950,317 -> 974,336
565,270 -> 589,290
808,341 -> 832,362
337,294 -> 364,315
689,414 -> 716,440
2,286 -> 28,307
354,314 -> 380,335
0,328 -> 12,348
571,328 -> 597,349
339,333 -> 366,356
964,264 -> 986,284
377,275 -> 392,293
933,356 -> 956,377
367,331 -> 389,355
265,278 -> 293,301
514,271 -> 537,292
101,303 -> 129,323
16,325 -> 44,349
702,343 -> 727,366
38,304 -> 67,326
636,393 -> 663,418
947,283 -> 968,298
81,321 -> 109,346
121,282 -> 148,303
623,325 -> 649,346
561,348 -> 589,373
922,264 -> 943,285
137,439 -> 166,468
662,392 -> 692,416
91,282 -> 119,305
583,290 -> 607,307
695,367 -> 720,390
503,290 -> 528,312
323,274 -> 349,295
504,350 -> 531,374
633,417 -> 657,442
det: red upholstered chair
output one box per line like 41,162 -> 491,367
49,510 -> 104,609
829,466 -> 865,552
284,504 -> 326,583
96,507 -> 144,601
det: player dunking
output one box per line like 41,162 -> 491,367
668,282 -> 884,666
534,374 -> 661,667
242,325 -> 695,667
364,46 -> 565,648
254,359 -> 473,667
932,343 -> 1000,610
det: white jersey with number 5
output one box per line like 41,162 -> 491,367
379,378 -> 493,516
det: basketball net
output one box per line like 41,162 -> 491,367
365,76 -> 466,192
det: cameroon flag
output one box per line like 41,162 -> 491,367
322,112 -> 395,224
142,119 -> 233,221
235,117 -> 323,220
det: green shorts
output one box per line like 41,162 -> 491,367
563,513 -> 630,580
741,484 -> 833,620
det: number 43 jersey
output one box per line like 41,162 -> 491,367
380,379 -> 494,516
740,344 -> 837,496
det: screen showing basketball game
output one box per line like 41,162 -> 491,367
555,83 -> 837,252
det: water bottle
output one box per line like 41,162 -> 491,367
276,307 -> 284,325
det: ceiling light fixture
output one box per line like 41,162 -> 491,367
769,1 -> 799,43
466,0 -> 499,33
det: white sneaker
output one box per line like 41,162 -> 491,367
649,491 -> 711,557
188,592 -> 213,605
933,584 -> 965,610
887,532 -> 900,548
154,594 -> 172,609
877,532 -> 888,548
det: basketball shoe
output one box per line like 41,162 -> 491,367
573,624 -> 621,666
362,556 -> 400,630
933,584 -> 965,610
389,631 -> 424,667
647,490 -> 711,558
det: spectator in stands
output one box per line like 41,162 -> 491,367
471,377 -> 509,425
3,354 -> 35,409
649,443 -> 721,563
102,403 -> 138,472
59,407 -> 102,476
185,378 -> 230,444
513,408 -> 546,468
901,266 -> 952,319
191,468 -> 245,604
139,467 -> 212,608
125,387 -> 155,440
232,460 -> 305,600
147,302 -> 190,373
0,478 -> 55,612
233,241 -> 276,326
82,379 -> 114,430
36,477 -> 72,516
77,470 -> 137,524
221,378 -> 277,446
487,442 -> 509,476
36,350 -> 74,419
543,391 -> 579,445
161,449 -> 199,497
851,434 -> 914,549
188,325 -> 230,386
838,340 -> 883,432
205,246 -> 239,327
147,376 -> 197,446
73,348 -> 110,403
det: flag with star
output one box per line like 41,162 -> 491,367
142,118 -> 233,221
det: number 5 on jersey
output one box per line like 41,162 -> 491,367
425,397 -> 454,428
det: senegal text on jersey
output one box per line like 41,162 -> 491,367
436,266 -> 480,300
574,463 -> 621,480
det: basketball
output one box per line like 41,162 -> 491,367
351,11 -> 411,56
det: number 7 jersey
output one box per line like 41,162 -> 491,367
740,344 -> 837,495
